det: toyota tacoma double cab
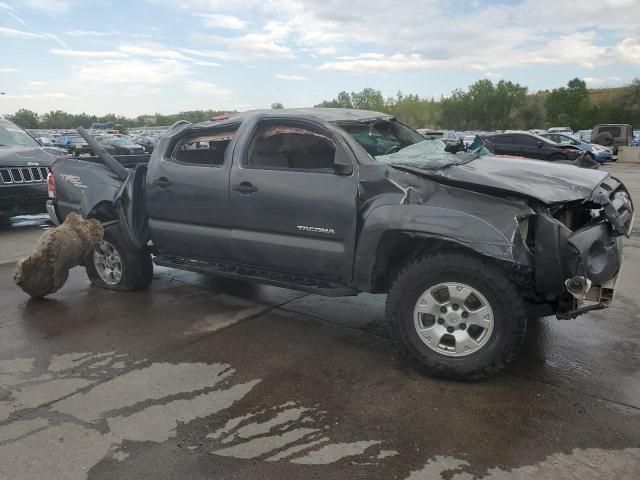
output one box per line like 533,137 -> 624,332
47,109 -> 633,379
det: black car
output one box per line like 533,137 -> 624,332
483,132 -> 583,161
48,109 -> 632,380
131,135 -> 159,153
0,118 -> 55,221
66,135 -> 93,156
98,137 -> 145,155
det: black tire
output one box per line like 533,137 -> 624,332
85,223 -> 153,291
386,252 -> 527,380
548,153 -> 566,161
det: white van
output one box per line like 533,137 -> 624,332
548,127 -> 574,135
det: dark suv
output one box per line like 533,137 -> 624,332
0,118 -> 54,221
483,132 -> 583,161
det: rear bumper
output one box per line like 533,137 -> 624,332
46,200 -> 61,225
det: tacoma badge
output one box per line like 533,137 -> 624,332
297,225 -> 336,235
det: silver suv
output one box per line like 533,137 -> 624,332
591,124 -> 633,155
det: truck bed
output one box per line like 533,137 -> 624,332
59,153 -> 151,169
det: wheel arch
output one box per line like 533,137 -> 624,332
87,200 -> 118,222
366,231 -> 499,294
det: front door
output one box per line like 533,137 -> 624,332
515,134 -> 546,160
228,119 -> 358,283
145,127 -> 238,259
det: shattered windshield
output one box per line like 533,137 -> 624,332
342,119 -> 489,170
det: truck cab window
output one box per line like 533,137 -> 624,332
173,130 -> 236,166
247,125 -> 336,171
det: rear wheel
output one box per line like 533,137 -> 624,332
85,223 -> 153,291
386,253 -> 527,380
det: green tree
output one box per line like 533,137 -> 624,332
350,88 -> 385,111
513,95 -> 546,130
545,78 -> 590,130
6,109 -> 40,129
271,102 -> 284,109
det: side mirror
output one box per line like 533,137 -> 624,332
537,141 -> 543,148
332,147 -> 354,175
332,162 -> 353,176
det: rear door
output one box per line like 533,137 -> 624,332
145,126 -> 238,259
228,116 -> 358,283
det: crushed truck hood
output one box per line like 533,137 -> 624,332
398,155 -> 608,204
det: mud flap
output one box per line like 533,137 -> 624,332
114,163 -> 149,251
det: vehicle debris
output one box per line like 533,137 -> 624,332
14,213 -> 103,298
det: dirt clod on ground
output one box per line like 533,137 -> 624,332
14,213 -> 104,298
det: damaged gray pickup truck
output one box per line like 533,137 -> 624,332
47,108 -> 634,379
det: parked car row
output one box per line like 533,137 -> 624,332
419,123 -> 638,164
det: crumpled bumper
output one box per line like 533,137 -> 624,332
533,176 -> 633,317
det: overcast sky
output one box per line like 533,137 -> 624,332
1,0 -> 639,116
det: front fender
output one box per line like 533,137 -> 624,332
353,200 -> 533,291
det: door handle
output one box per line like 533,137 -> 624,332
233,182 -> 258,194
153,177 -> 172,188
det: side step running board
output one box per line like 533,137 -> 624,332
153,255 -> 358,297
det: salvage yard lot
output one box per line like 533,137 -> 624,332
0,164 -> 639,479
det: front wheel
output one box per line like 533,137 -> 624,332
548,153 -> 566,161
386,253 -> 527,380
85,223 -> 153,291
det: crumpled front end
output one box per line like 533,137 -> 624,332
532,175 -> 633,318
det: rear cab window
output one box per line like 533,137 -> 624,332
244,123 -> 337,172
172,128 -> 238,167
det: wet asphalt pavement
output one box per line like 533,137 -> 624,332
1,165 -> 640,479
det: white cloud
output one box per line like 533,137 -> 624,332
196,13 -> 247,29
179,48 -> 228,60
119,42 -> 191,60
18,0 -> 69,13
0,67 -> 19,73
184,80 -> 232,97
484,72 -> 502,81
188,21 -> 293,61
616,37 -> 640,63
0,26 -> 44,39
50,48 -> 129,59
274,74 -> 307,81
319,53 -> 434,72
4,92 -> 70,99
26,81 -> 49,88
193,60 -> 223,67
65,30 -> 121,37
77,59 -> 191,85
584,76 -> 624,87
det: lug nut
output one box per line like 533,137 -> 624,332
440,306 -> 447,313
446,326 -> 454,333
452,304 -> 459,311
437,318 -> 445,325
459,323 -> 467,330
461,311 -> 469,319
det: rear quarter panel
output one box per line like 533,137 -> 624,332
53,157 -> 123,220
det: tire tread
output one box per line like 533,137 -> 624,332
385,252 -> 527,380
